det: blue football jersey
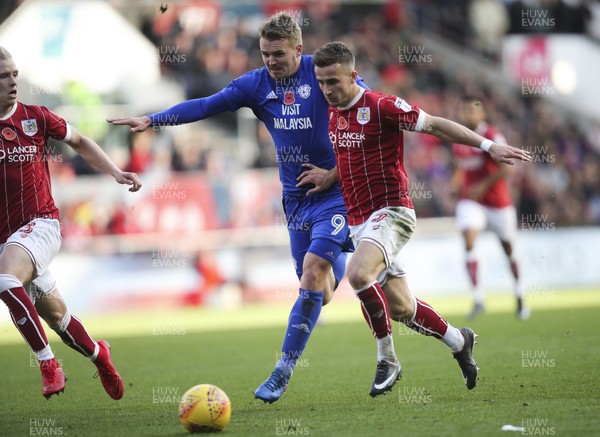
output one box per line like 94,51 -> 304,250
150,56 -> 340,195
149,55 -> 356,275
219,55 -> 338,195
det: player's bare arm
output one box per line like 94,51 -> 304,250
66,127 -> 142,192
296,163 -> 338,196
106,115 -> 152,133
421,114 -> 532,164
468,164 -> 511,200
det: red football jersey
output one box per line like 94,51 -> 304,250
452,122 -> 512,208
328,88 -> 424,226
0,102 -> 70,242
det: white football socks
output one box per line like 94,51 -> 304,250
442,326 -> 465,353
376,334 -> 397,363
36,344 -> 55,361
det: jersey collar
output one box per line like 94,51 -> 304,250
0,102 -> 18,120
339,87 -> 365,111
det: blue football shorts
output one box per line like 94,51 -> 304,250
283,190 -> 353,289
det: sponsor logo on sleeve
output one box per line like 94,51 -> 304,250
394,97 -> 412,113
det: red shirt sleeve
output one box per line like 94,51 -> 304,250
383,96 -> 421,131
40,106 -> 70,141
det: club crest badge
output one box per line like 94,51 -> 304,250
21,119 -> 38,136
297,84 -> 311,99
357,107 -> 370,125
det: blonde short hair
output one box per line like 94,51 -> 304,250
0,47 -> 13,61
259,12 -> 302,47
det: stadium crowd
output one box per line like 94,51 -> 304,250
47,1 -> 600,238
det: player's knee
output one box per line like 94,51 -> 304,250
300,268 -> 320,289
301,260 -> 332,290
463,232 -> 477,251
346,265 -> 374,290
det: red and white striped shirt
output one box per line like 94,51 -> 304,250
328,88 -> 424,225
0,102 -> 70,242
452,122 -> 512,208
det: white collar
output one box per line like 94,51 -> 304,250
0,103 -> 17,120
339,87 -> 365,110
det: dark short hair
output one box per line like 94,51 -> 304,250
259,12 -> 302,46
461,95 -> 486,108
314,41 -> 355,70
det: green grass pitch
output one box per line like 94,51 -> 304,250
0,290 -> 599,436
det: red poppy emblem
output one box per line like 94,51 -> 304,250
284,91 -> 295,105
337,116 -> 348,130
2,127 -> 16,141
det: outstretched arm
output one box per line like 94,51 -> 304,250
66,126 -> 142,192
106,115 -> 152,133
420,114 -> 532,164
107,92 -> 234,133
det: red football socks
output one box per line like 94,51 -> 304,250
356,281 -> 392,339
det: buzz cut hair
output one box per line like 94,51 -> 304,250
259,12 -> 302,46
313,41 -> 355,71
0,47 -> 13,61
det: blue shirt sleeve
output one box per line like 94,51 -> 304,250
149,72 -> 258,125
149,94 -> 231,125
357,75 -> 370,90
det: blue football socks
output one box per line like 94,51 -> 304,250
280,288 -> 324,369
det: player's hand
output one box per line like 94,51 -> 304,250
114,171 -> 142,192
488,143 -> 532,165
107,116 -> 152,133
296,163 -> 336,196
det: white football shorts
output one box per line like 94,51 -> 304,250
2,218 -> 61,300
456,199 -> 517,243
349,206 -> 416,284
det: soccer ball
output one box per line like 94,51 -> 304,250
179,384 -> 232,433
